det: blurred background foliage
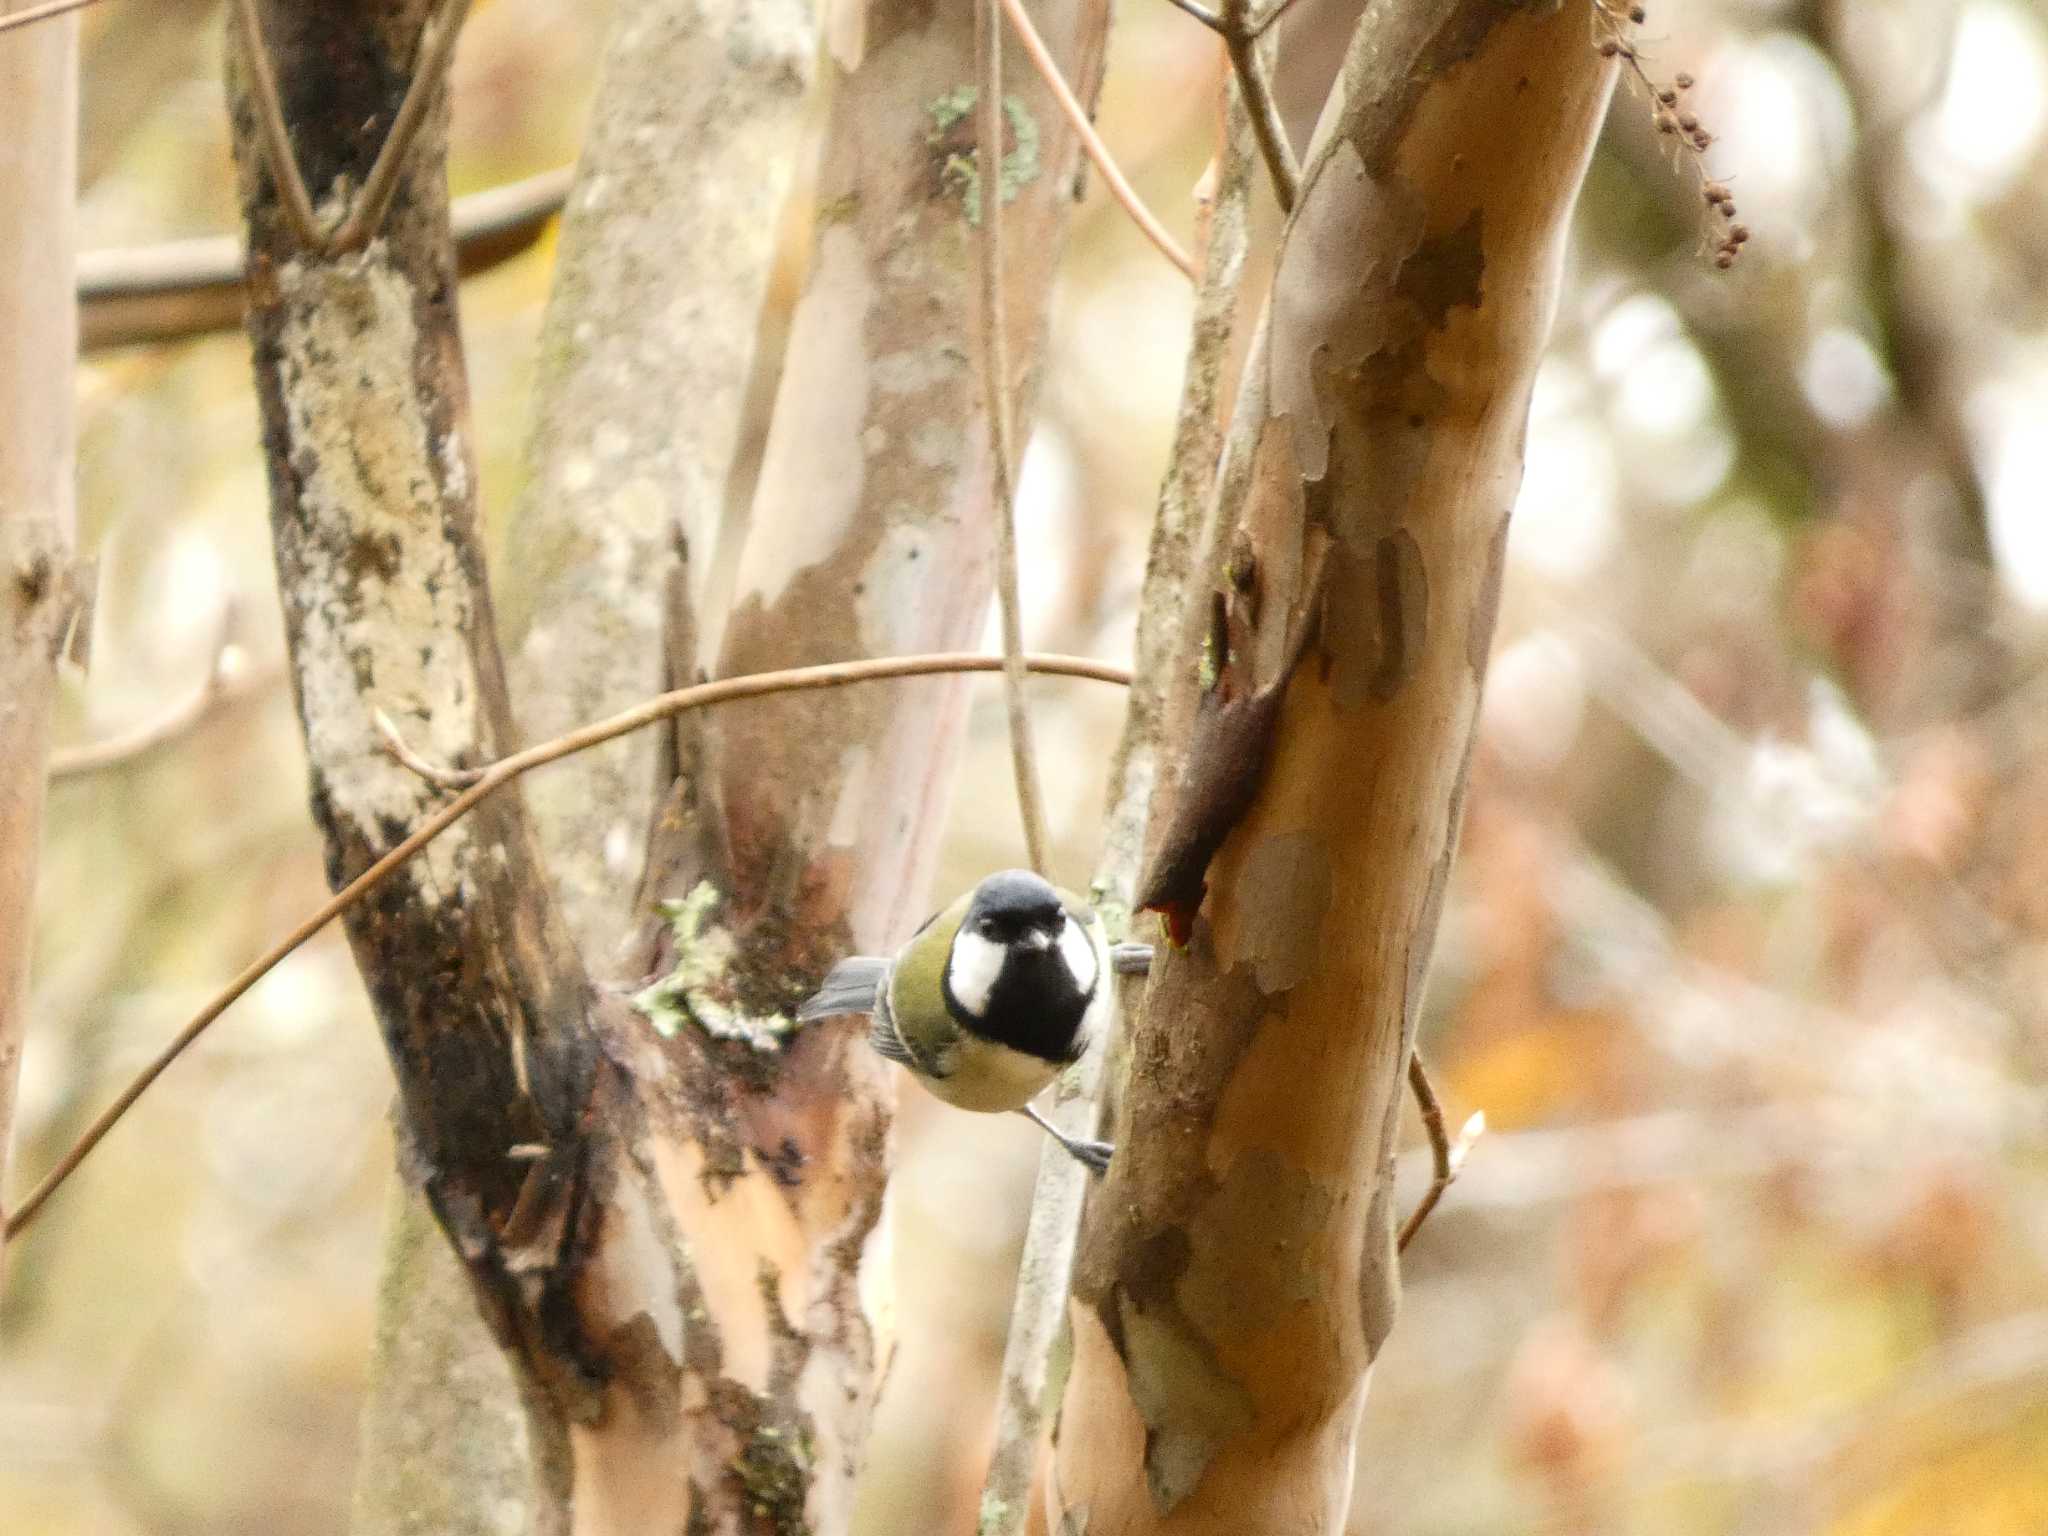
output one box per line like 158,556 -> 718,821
6,0 -> 2048,1531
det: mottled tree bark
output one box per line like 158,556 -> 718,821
0,2 -> 80,1295
503,0 -> 821,964
1051,4 -> 1615,1530
227,0 -> 1108,1527
356,3 -> 822,1521
227,8 -> 607,1526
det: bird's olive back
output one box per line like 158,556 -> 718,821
888,887 -> 973,1056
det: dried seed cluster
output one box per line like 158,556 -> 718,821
1590,0 -> 1748,269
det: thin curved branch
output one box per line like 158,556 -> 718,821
978,0 -> 1054,877
79,167 -> 573,351
998,0 -> 1196,280
1162,0 -> 1299,211
327,0 -> 468,252
0,0 -> 107,38
1224,0 -> 1298,212
227,0 -> 323,248
231,0 -> 470,255
0,650 -> 1131,1241
1396,1052 -> 1483,1253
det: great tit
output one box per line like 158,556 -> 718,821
798,869 -> 1121,1172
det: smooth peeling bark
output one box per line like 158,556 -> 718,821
687,0 -> 1112,949
503,0 -> 821,965
610,0 -> 1108,1522
0,1 -> 79,1293
1054,4 -> 1615,1531
355,1 -> 826,1529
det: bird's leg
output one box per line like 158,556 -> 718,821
1109,942 -> 1155,976
1019,1102 -> 1113,1174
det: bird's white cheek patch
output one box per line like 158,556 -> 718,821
1058,917 -> 1099,995
949,930 -> 1006,1016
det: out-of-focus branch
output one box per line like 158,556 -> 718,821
498,0 -> 818,963
979,77 -> 1255,1536
48,668 -> 257,777
77,167 -> 572,352
49,615 -> 269,778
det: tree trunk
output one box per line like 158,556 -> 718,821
354,1 -> 822,1525
0,1 -> 79,1296
227,0 -> 1107,1526
1051,4 -> 1615,1530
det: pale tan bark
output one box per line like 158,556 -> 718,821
605,0 -> 1111,1524
355,8 -> 822,1517
1051,5 -> 1616,1530
226,0 -> 1108,1528
0,2 -> 79,1294
502,0 -> 821,964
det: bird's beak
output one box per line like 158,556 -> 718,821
1020,929 -> 1053,951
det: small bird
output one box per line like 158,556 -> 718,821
798,869 -> 1119,1172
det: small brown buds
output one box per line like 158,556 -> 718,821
1592,3 -> 1744,270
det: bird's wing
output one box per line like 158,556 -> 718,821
796,957 -> 890,1022
868,1010 -> 926,1070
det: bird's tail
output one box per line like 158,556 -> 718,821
796,957 -> 889,1021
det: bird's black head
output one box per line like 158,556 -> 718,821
962,868 -> 1065,946
945,870 -> 1097,1064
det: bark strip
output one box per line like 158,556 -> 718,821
1054,4 -> 1616,1529
0,0 -> 79,1294
979,79 -> 1256,1536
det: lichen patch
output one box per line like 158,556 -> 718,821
273,250 -> 482,899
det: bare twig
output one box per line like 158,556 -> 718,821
1224,0 -> 1298,212
1396,1052 -> 1482,1253
1247,0 -> 1301,40
228,0 -> 325,250
326,0 -> 467,253
0,0 -> 107,37
977,0 -> 1054,877
977,76 -> 1257,1536
80,167 -> 572,351
0,651 -> 1130,1241
229,0 -> 468,256
372,707 -> 482,789
997,0 -> 1196,281
1161,0 -> 1223,30
1168,0 -> 1299,210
